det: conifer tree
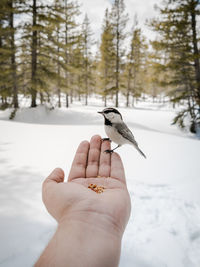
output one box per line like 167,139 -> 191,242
81,14 -> 93,106
72,33 -> 85,100
62,0 -> 80,107
110,0 -> 128,107
54,2 -> 62,107
0,0 -> 20,108
125,19 -> 148,107
48,0 -> 69,107
0,0 -> 10,106
19,0 -> 73,107
151,0 -> 200,132
147,41 -> 171,103
21,0 -> 52,107
30,0 -> 37,107
9,0 -> 18,108
99,8 -> 115,107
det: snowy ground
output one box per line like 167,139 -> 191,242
0,97 -> 200,267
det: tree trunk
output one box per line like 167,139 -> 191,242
85,94 -> 88,105
56,24 -> 61,108
31,0 -> 37,107
85,58 -> 88,106
126,91 -> 129,107
40,92 -> 43,104
126,68 -> 132,107
190,0 -> 200,103
66,93 -> 69,108
104,95 -> 107,107
70,90 -> 73,104
47,93 -> 50,103
132,96 -> 134,107
115,40 -> 119,107
127,35 -> 135,108
9,0 -> 18,108
115,91 -> 118,107
58,89 -> 61,108
65,2 -> 69,108
85,67 -> 88,106
115,6 -> 120,108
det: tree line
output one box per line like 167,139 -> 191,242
0,0 -> 200,132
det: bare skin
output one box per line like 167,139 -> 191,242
35,135 -> 131,267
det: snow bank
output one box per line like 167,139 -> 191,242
0,100 -> 200,267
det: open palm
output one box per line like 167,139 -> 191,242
43,135 -> 131,235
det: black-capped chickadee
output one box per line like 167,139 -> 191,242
98,107 -> 146,158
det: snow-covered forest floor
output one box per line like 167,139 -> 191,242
0,96 -> 200,267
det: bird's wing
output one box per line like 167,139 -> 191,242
115,122 -> 138,146
115,122 -> 146,158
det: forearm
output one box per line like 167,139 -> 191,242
35,219 -> 122,267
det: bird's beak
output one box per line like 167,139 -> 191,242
98,111 -> 103,114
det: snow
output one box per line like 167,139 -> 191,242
0,98 -> 200,267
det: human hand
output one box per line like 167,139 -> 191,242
42,135 -> 131,237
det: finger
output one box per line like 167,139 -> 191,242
68,140 -> 90,181
110,152 -> 126,184
86,135 -> 101,178
98,140 -> 111,177
43,168 -> 65,186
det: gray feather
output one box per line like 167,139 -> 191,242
114,122 -> 146,158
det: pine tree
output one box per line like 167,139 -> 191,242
147,41 -> 171,103
62,0 -> 80,107
72,33 -> 85,100
99,8 -> 115,107
9,0 -> 18,108
54,1 -> 63,107
19,0 -> 72,107
30,0 -> 37,107
110,0 -> 128,107
81,14 -> 93,106
20,0 -> 51,107
0,0 -> 20,108
125,18 -> 148,107
0,0 -> 10,106
34,0 -> 65,106
151,0 -> 200,132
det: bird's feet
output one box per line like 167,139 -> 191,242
102,138 -> 111,142
104,149 -> 114,153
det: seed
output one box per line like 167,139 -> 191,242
88,184 -> 105,194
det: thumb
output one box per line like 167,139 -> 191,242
44,168 -> 65,185
42,168 -> 65,218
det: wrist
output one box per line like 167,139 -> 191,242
57,218 -> 122,267
36,212 -> 123,267
59,209 -> 124,239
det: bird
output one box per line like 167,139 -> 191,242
98,107 -> 146,158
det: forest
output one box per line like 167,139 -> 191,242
1,2 -> 200,266
0,0 -> 200,133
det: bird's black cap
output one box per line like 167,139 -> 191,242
98,107 -> 122,119
103,107 -> 121,115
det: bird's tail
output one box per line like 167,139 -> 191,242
136,146 -> 146,158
